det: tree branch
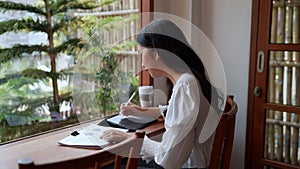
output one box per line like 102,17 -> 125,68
0,18 -> 48,35
53,38 -> 85,54
0,1 -> 46,16
0,45 -> 49,63
53,0 -> 100,15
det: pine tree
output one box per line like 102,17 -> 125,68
0,0 -> 108,112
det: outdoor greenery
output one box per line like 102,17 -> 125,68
0,0 -> 139,143
0,0 -> 100,114
74,28 -> 138,119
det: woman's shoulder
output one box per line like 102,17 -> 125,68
175,73 -> 198,87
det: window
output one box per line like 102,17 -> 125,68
0,0 -> 147,144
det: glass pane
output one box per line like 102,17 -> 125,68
264,110 -> 300,166
270,0 -> 300,44
0,0 -> 139,143
267,51 -> 300,106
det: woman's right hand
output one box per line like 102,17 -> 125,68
120,102 -> 147,117
100,130 -> 131,143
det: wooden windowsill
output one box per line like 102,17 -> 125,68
0,116 -> 164,169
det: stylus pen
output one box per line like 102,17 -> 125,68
120,92 -> 136,116
125,92 -> 136,106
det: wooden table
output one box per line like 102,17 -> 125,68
0,117 -> 165,169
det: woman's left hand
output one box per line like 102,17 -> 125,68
100,130 -> 131,143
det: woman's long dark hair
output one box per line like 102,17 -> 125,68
137,19 -> 222,111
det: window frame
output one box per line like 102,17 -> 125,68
138,0 -> 154,86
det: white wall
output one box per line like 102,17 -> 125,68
154,0 -> 252,169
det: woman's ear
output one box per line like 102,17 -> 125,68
152,49 -> 159,60
149,48 -> 159,60
155,53 -> 160,60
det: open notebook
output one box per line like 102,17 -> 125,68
58,124 -> 127,149
105,114 -> 157,131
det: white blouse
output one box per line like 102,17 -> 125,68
142,73 -> 216,169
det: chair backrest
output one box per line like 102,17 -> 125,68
18,130 -> 145,169
209,95 -> 238,169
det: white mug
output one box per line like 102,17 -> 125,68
138,86 -> 154,107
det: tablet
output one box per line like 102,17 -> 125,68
105,114 -> 157,131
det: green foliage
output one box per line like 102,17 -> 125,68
97,51 -> 118,83
21,68 -> 50,79
53,38 -> 86,55
51,0 -> 100,14
0,0 -> 102,115
0,18 -> 47,35
5,77 -> 37,90
102,14 -> 138,30
113,40 -> 137,51
0,0 -> 139,143
94,50 -> 139,115
0,45 -> 48,63
77,24 -> 139,116
0,1 -> 45,15
0,73 -> 23,85
95,50 -> 118,115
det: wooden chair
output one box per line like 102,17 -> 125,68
209,96 -> 238,169
18,130 -> 145,169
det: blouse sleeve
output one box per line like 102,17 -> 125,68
155,81 -> 200,169
158,105 -> 168,119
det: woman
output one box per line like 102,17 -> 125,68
101,19 -> 222,169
